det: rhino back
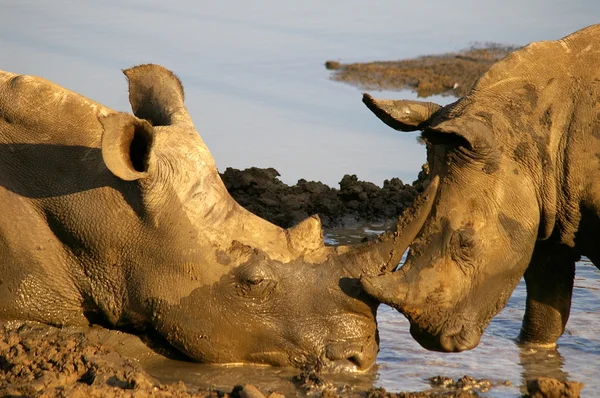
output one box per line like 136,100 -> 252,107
0,71 -> 113,146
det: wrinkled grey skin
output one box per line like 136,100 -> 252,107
361,24 -> 600,352
0,64 -> 438,370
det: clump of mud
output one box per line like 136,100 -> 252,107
220,166 -> 429,229
325,44 -> 519,97
525,377 -> 584,398
293,369 -> 510,397
0,321 -> 278,398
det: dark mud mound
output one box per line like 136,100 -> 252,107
220,166 -> 428,229
325,45 -> 519,97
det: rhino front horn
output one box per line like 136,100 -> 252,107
359,178 -> 439,306
339,176 -> 439,278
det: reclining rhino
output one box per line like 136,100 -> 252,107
361,24 -> 600,352
0,64 -> 437,370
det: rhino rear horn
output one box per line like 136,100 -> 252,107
100,113 -> 154,181
362,93 -> 441,132
286,215 -> 325,255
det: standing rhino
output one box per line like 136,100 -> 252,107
361,24 -> 600,352
0,64 -> 437,370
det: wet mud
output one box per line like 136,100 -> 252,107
0,321 -> 291,397
1,321 -> 583,397
325,45 -> 519,97
220,165 -> 430,229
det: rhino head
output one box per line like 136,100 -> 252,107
358,26 -> 600,353
360,89 -> 543,352
21,64 -> 437,370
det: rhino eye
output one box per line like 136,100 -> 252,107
450,228 -> 476,264
247,276 -> 265,286
235,264 -> 278,297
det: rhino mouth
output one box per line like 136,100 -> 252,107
321,338 -> 379,372
244,337 -> 378,371
408,317 -> 482,353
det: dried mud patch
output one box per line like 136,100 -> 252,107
326,44 -> 519,97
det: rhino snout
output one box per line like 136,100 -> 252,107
321,337 -> 378,372
409,319 -> 482,353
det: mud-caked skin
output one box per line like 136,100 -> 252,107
0,64 -> 440,370
361,24 -> 600,352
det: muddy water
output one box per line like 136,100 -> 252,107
140,223 -> 600,397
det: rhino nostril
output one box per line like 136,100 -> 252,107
323,340 -> 377,372
346,352 -> 364,369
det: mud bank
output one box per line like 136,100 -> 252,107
220,166 -> 429,229
325,45 -> 518,97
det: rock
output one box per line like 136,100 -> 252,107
526,377 -> 584,398
220,167 -> 427,229
324,61 -> 341,70
237,383 -> 267,398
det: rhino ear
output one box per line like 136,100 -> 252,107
100,112 -> 155,181
362,93 -> 442,132
123,64 -> 189,127
423,115 -> 495,151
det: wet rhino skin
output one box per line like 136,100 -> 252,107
361,24 -> 600,352
0,64 -> 438,369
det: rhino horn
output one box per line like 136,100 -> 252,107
339,176 -> 439,277
286,215 -> 325,256
362,93 -> 441,132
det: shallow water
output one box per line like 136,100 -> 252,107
327,225 -> 600,397
2,1 -> 600,395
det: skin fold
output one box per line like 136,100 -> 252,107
361,24 -> 600,352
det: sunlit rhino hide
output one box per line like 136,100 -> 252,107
0,64 -> 437,370
362,24 -> 600,353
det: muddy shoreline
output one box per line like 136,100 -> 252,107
1,321 -> 583,397
325,45 -> 518,97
